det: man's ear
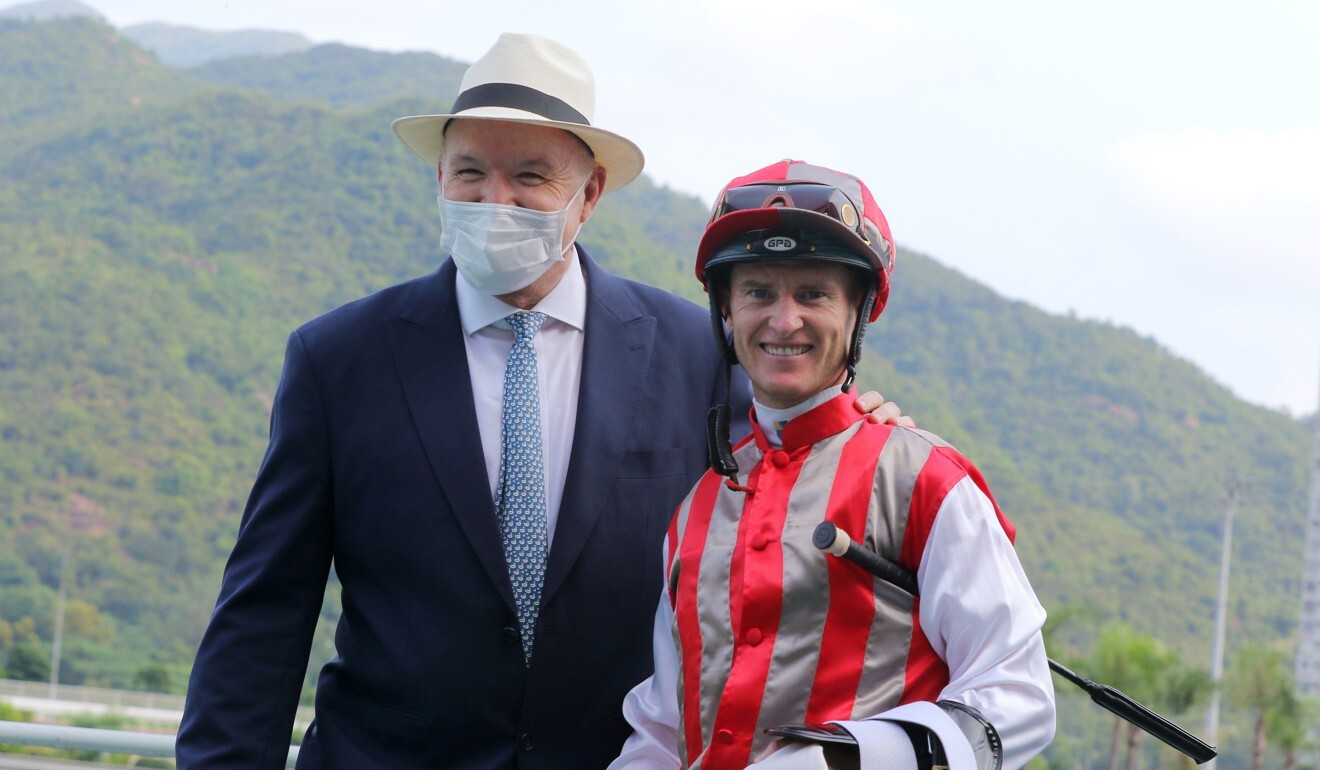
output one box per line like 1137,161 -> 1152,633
578,165 -> 607,222
716,286 -> 733,322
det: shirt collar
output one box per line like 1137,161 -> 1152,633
755,386 -> 843,448
455,247 -> 587,335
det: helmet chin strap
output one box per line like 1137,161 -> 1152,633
706,291 -> 741,481
842,287 -> 877,393
705,369 -> 740,482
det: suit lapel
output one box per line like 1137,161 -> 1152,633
386,263 -> 516,612
542,253 -> 655,604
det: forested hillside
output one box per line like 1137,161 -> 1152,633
189,43 -> 467,109
0,12 -> 1312,768
122,23 -> 312,67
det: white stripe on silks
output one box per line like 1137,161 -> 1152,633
744,742 -> 829,769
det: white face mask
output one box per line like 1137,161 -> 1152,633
438,177 -> 590,296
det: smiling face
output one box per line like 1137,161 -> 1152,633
722,261 -> 861,409
439,118 -> 605,307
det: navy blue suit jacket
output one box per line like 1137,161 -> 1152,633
177,250 -> 750,769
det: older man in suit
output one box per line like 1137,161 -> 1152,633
176,33 -> 904,770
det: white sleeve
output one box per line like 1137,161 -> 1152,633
834,476 -> 1056,770
607,586 -> 683,769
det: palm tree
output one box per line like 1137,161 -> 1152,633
1154,663 -> 1214,770
1226,642 -> 1293,770
1092,625 -> 1163,770
1266,686 -> 1319,770
1089,624 -> 1212,770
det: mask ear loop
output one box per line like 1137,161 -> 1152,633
437,175 -> 450,230
559,171 -> 596,258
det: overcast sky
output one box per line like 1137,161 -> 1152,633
74,0 -> 1320,416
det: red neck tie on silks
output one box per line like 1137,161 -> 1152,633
497,311 -> 549,665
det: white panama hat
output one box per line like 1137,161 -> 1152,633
392,33 -> 645,193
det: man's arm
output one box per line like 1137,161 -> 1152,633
916,477 -> 1055,768
608,591 -> 684,770
830,477 -> 1055,770
176,331 -> 335,769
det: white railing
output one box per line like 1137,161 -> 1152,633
0,679 -> 311,767
0,720 -> 299,767
0,680 -> 183,715
0,679 -> 313,729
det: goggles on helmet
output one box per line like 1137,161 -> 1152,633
696,165 -> 893,323
716,182 -> 863,230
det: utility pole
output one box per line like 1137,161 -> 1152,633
1294,367 -> 1320,756
49,544 -> 71,699
1203,480 -> 1239,770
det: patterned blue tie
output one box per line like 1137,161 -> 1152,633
497,311 -> 549,664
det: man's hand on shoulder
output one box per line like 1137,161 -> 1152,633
853,390 -> 915,428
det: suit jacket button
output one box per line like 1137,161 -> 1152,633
520,733 -> 536,751
502,627 -> 519,643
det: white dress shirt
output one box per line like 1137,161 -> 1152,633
454,248 -> 586,545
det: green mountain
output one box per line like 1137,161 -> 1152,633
122,22 -> 313,67
0,0 -> 100,22
0,0 -> 316,66
190,43 -> 467,109
0,12 -> 1311,767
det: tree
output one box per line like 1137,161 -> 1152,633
1089,624 -> 1211,770
1091,625 -> 1163,770
134,663 -> 171,693
1227,642 -> 1294,770
6,641 -> 50,682
1266,681 -> 1318,770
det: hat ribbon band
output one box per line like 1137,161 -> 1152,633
451,82 -> 590,126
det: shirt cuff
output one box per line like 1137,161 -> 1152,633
835,701 -> 975,770
834,719 -> 916,770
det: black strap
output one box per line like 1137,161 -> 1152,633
842,287 -> 876,393
451,82 -> 590,125
706,370 -> 740,481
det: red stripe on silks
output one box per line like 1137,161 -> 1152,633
804,422 -> 891,722
723,435 -> 760,639
703,446 -> 802,770
945,448 -> 1016,543
898,448 -> 964,703
900,601 -> 950,704
666,508 -> 680,584
675,471 -> 723,763
900,445 -> 1015,568
899,448 -> 966,571
899,445 -> 1015,703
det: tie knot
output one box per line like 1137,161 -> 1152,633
507,311 -> 547,341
